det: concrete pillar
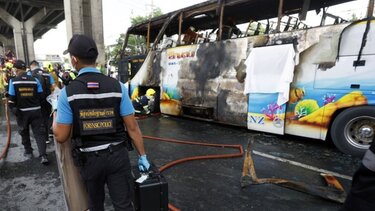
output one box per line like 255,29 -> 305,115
0,7 -> 25,60
64,0 -> 105,66
0,38 -> 3,56
64,0 -> 84,38
0,7 -> 47,63
90,0 -> 105,65
0,35 -> 15,56
24,8 -> 49,61
12,26 -> 25,60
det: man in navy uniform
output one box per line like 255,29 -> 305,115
29,60 -> 56,143
8,60 -> 48,164
53,34 -> 150,211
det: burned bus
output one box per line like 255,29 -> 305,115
119,0 -> 375,157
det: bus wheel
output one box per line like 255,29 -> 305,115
331,106 -> 375,157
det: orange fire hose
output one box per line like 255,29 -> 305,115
143,135 -> 244,211
0,98 -> 11,160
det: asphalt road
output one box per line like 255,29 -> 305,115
0,107 -> 361,210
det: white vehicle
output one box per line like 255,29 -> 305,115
120,0 -> 375,156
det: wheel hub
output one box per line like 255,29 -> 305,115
358,126 -> 374,138
345,117 -> 375,149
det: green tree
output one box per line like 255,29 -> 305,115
107,7 -> 163,63
106,34 -> 126,61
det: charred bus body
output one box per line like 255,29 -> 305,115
119,0 -> 375,157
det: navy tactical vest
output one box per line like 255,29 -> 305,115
32,68 -> 52,98
12,73 -> 41,111
66,72 -> 127,147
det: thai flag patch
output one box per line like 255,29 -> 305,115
87,82 -> 99,89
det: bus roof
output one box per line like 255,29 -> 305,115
127,0 -> 355,39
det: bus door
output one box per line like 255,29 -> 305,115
244,44 -> 297,135
118,55 -> 146,84
247,94 -> 288,135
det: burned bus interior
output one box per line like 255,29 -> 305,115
122,0 -> 354,51
119,0 -> 357,82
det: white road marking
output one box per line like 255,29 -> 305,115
252,150 -> 353,181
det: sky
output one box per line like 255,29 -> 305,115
33,0 -> 370,57
33,0 -> 206,57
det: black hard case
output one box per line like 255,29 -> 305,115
131,164 -> 168,211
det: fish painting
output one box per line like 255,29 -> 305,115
289,87 -> 305,103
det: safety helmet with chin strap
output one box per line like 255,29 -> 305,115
43,61 -> 53,72
146,88 -> 156,97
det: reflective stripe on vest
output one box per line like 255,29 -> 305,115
13,81 -> 37,85
69,72 -> 76,79
363,149 -> 375,172
67,92 -> 122,102
19,106 -> 41,111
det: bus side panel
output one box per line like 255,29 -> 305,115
284,24 -> 348,139
247,93 -> 287,135
285,21 -> 375,140
316,20 -> 375,139
160,45 -> 199,116
160,38 -> 250,126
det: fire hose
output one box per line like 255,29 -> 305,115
142,135 -> 244,211
0,98 -> 11,160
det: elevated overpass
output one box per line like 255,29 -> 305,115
0,0 -> 105,66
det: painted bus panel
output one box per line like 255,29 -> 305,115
123,1 -> 375,156
130,21 -> 375,136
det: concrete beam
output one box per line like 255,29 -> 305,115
33,24 -> 57,30
0,0 -> 65,9
25,8 -> 49,61
25,7 -> 48,27
0,7 -> 25,60
0,7 -> 20,27
0,7 -> 49,62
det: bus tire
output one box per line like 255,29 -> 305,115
331,106 -> 375,157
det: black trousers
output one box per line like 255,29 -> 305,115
41,102 -> 52,137
340,142 -> 375,211
80,146 -> 133,211
16,109 -> 47,156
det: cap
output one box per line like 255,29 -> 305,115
14,60 -> 26,69
63,34 -> 98,58
29,60 -> 39,66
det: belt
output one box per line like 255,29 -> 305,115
80,141 -> 124,153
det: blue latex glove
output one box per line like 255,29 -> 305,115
138,154 -> 150,172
